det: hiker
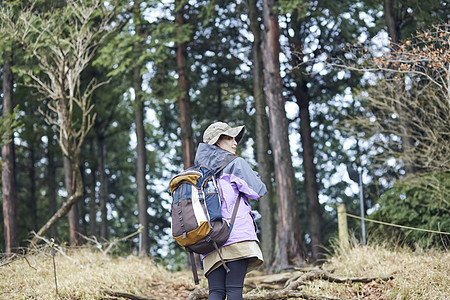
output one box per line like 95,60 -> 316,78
194,121 -> 267,300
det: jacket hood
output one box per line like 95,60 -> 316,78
194,143 -> 235,170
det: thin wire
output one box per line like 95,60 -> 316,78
346,213 -> 450,235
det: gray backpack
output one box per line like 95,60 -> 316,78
169,154 -> 241,284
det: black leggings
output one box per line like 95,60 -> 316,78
207,258 -> 249,300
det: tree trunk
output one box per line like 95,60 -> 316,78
383,0 -> 400,45
89,168 -> 97,237
134,63 -> 149,257
133,1 -> 149,256
46,130 -> 58,239
294,81 -> 323,261
29,146 -> 38,231
383,0 -> 416,175
2,55 -> 17,255
89,138 -> 97,237
289,13 -> 323,262
30,158 -> 84,247
262,0 -> 306,270
78,165 -> 88,238
95,122 -> 108,240
12,0 -> 102,248
175,0 -> 194,169
247,0 -> 276,270
65,156 -> 80,245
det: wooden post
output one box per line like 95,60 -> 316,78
338,204 -> 349,250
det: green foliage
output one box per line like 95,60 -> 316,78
369,172 -> 450,249
0,106 -> 22,149
149,20 -> 193,63
281,0 -> 380,251
197,0 -> 216,26
1,0 -> 448,267
94,31 -> 142,77
393,0 -> 449,39
279,0 -> 307,17
94,1 -> 193,77
188,1 -> 252,125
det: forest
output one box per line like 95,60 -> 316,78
0,0 -> 449,275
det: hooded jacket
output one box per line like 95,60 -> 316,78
194,143 -> 267,248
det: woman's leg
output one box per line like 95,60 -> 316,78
207,266 -> 227,300
225,259 -> 249,300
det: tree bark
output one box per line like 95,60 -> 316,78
175,0 -> 195,169
289,13 -> 323,261
247,0 -> 276,269
2,55 -> 17,255
89,138 -> 98,237
134,64 -> 149,257
29,146 -> 38,231
133,0 -> 149,257
294,81 -> 323,261
383,0 -> 400,45
262,0 -> 306,270
65,156 -> 80,245
79,164 -> 88,238
95,121 -> 108,240
46,130 -> 58,239
30,159 -> 84,246
383,0 -> 416,175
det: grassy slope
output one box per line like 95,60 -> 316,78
0,245 -> 448,299
0,247 -> 195,299
302,245 -> 450,299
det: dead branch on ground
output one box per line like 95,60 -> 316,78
30,232 -> 78,264
77,225 -> 143,255
102,289 -> 156,300
188,267 -> 394,300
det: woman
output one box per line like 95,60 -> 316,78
194,121 -> 267,300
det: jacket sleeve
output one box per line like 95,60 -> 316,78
227,157 -> 267,200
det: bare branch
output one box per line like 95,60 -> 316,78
0,1 -> 120,245
325,23 -> 450,173
30,233 -> 77,264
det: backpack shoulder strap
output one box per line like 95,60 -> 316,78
229,193 -> 242,231
215,154 -> 237,176
214,154 -> 241,229
187,249 -> 199,285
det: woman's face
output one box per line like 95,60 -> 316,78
216,135 -> 237,154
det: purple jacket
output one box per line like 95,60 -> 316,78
194,143 -> 267,247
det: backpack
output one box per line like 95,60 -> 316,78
169,154 -> 241,284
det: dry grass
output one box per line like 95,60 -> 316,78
301,244 -> 450,300
0,244 -> 448,299
0,246 -> 197,299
